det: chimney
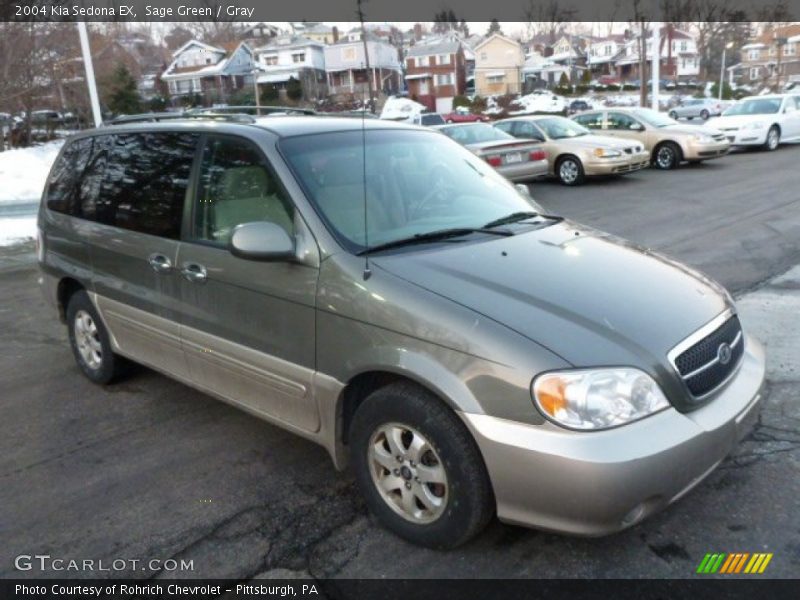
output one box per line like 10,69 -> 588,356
332,26 -> 339,43
414,23 -> 422,41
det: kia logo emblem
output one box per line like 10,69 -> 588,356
717,342 -> 733,365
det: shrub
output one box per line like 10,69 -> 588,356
286,76 -> 303,101
453,95 -> 471,109
260,83 -> 279,104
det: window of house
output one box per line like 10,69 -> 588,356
407,58 -> 415,68
342,47 -> 357,61
680,41 -> 688,52
748,49 -> 760,60
418,56 -> 429,66
605,45 -> 612,56
292,53 -> 305,63
438,54 -> 451,65
436,73 -> 454,86
480,52 -> 487,61
750,67 -> 761,80
487,74 -> 505,83
786,43 -> 796,56
264,55 -> 278,66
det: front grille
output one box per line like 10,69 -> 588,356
712,134 -> 727,142
623,147 -> 633,154
674,315 -> 744,398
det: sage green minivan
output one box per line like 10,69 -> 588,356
39,116 -> 765,548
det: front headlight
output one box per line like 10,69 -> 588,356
691,134 -> 714,143
742,121 -> 766,130
532,368 -> 670,430
593,148 -> 621,158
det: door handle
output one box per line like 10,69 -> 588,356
181,262 -> 207,283
148,253 -> 172,273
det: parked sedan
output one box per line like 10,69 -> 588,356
572,107 -> 730,169
494,116 -> 650,185
668,98 -> 723,120
435,123 -> 548,182
706,94 -> 800,151
443,107 -> 489,123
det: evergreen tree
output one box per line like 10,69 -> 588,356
286,76 -> 303,101
106,65 -> 141,115
487,19 -> 502,36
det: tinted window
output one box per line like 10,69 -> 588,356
45,138 -> 93,215
95,132 -> 198,238
573,113 -> 604,130
77,135 -> 112,222
194,136 -> 294,245
420,113 -> 445,126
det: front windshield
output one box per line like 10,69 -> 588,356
279,129 -> 538,252
723,98 -> 782,116
439,123 -> 512,144
533,117 -> 590,139
632,108 -> 676,128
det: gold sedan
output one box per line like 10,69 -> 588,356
494,116 -> 651,186
572,107 -> 730,170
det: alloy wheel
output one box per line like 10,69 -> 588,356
767,128 -> 780,151
559,159 -> 579,184
74,310 -> 103,370
368,423 -> 448,524
656,145 -> 675,169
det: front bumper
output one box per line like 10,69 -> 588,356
460,336 -> 766,536
584,151 -> 650,175
683,140 -> 731,160
719,129 -> 769,146
499,158 -> 549,182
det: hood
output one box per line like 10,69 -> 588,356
553,134 -> 641,150
373,221 -> 730,372
664,124 -> 723,136
706,114 -> 772,128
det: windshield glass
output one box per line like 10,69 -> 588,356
723,98 -> 782,116
438,123 -> 512,144
533,117 -> 590,139
279,129 -> 537,252
632,108 -> 676,128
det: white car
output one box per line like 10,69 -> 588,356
706,94 -> 800,150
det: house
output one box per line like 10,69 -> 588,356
613,28 -> 700,82
253,35 -> 327,100
473,34 -> 525,96
324,40 -> 402,98
161,40 -> 255,105
404,40 -> 466,112
238,22 -> 281,45
587,34 -> 627,78
735,24 -> 800,88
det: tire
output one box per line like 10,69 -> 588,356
66,290 -> 125,384
764,126 -> 780,151
446,119 -> 454,123
349,381 -> 494,549
700,109 -> 709,120
653,142 -> 681,170
556,155 -> 585,186
668,110 -> 677,120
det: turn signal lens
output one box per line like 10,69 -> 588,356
532,368 -> 670,430
529,150 -> 547,161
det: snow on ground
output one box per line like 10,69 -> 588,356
0,140 -> 63,247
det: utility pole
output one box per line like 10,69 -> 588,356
77,22 -> 102,127
651,23 -> 660,111
356,0 -> 376,114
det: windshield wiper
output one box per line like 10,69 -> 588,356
358,227 -> 512,255
482,211 -> 540,228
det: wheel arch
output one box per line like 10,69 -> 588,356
56,277 -> 85,323
653,139 -> 683,164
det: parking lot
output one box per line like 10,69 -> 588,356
1,143 -> 799,580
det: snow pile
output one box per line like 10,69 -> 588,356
0,140 -> 63,247
380,97 -> 426,122
509,92 -> 567,115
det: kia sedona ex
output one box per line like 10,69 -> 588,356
38,116 -> 766,548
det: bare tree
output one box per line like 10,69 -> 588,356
523,0 -> 577,46
630,0 -> 650,107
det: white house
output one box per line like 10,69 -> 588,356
253,35 -> 327,100
161,40 -> 255,104
323,40 -> 402,96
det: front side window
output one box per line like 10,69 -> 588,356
511,121 -> 546,140
94,133 -> 198,238
723,98 -> 782,116
194,136 -> 294,245
279,130 -> 536,252
606,112 -> 640,130
534,117 -> 591,139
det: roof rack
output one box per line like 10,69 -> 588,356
187,105 -> 317,117
104,111 -> 257,126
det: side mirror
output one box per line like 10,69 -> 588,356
630,123 -> 644,131
229,221 -> 295,262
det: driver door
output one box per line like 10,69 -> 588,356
176,133 -> 321,433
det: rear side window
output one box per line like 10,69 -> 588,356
45,138 -> 93,215
95,132 -> 198,239
573,113 -> 604,130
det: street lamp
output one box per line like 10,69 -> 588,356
719,41 -> 734,102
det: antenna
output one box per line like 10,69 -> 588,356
357,0 -> 372,280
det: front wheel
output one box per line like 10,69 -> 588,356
668,110 -> 678,120
764,126 -> 780,151
349,382 -> 494,549
700,109 -> 710,120
556,156 -> 585,186
653,142 -> 680,170
66,290 -> 126,384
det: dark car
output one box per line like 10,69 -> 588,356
568,100 -> 591,114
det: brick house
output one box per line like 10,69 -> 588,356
736,24 -> 800,89
404,40 -> 466,113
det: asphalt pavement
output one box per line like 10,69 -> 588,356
1,143 -> 799,580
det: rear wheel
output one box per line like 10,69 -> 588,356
668,110 -> 678,120
556,156 -> 585,186
764,126 -> 780,151
653,142 -> 681,170
349,382 -> 494,549
66,290 -> 125,384
700,109 -> 710,120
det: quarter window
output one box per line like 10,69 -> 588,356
573,113 -> 604,129
193,136 -> 294,245
45,137 -> 93,216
